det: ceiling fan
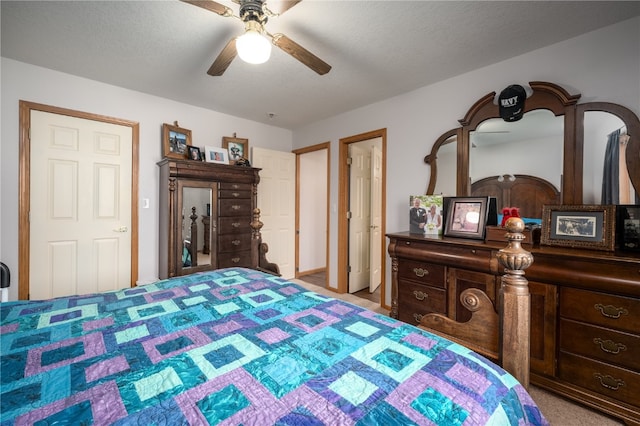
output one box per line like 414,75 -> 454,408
181,0 -> 331,76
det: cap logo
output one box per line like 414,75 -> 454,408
501,96 -> 519,107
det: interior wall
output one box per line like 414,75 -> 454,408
291,17 -> 640,306
298,149 -> 328,273
0,58 -> 293,301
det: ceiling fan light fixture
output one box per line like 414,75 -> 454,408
237,22 -> 272,64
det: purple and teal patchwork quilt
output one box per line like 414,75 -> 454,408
1,267 -> 548,425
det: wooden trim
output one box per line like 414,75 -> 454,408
18,101 -> 139,299
338,129 -> 387,309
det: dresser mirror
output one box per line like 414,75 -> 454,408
426,81 -> 640,215
178,183 -> 213,275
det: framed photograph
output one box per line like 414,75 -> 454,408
162,122 -> 192,159
409,195 -> 444,235
187,146 -> 201,161
541,205 -> 616,251
616,205 -> 640,251
204,146 -> 229,164
444,197 -> 489,240
222,136 -> 249,164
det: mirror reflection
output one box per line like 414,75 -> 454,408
469,110 -> 564,200
583,111 -> 635,204
182,187 -> 212,268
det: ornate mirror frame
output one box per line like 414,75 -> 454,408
425,81 -> 640,205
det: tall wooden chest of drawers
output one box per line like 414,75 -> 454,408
158,158 -> 271,279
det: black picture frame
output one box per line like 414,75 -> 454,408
541,205 -> 616,251
616,205 -> 640,251
187,146 -> 201,161
443,197 -> 489,240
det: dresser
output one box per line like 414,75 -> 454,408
387,232 -> 640,424
158,158 -> 278,279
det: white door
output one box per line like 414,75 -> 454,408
252,147 -> 296,279
348,144 -> 370,293
29,110 -> 132,299
369,146 -> 382,293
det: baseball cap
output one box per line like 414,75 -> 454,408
498,84 -> 527,122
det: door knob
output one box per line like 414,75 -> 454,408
113,226 -> 128,233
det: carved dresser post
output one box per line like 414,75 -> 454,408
496,217 -> 534,388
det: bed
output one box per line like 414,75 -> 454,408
1,267 -> 546,425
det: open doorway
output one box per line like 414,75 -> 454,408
338,129 -> 387,308
294,143 -> 330,287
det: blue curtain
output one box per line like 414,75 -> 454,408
601,129 -> 620,204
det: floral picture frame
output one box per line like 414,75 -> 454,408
222,136 -> 249,164
443,197 -> 489,240
162,122 -> 192,159
541,204 -> 616,251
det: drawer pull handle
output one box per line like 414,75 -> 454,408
232,192 -> 240,198
413,268 -> 429,278
593,338 -> 627,354
593,373 -> 625,391
232,222 -> 241,228
232,240 -> 241,246
594,303 -> 629,319
231,257 -> 241,263
413,313 -> 423,323
232,205 -> 241,211
413,290 -> 428,301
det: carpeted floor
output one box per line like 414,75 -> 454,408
292,278 -> 625,426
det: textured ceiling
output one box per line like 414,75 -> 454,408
2,1 -> 639,129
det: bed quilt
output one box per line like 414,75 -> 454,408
1,267 -> 547,425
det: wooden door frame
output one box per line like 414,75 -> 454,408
338,129 -> 387,307
18,101 -> 139,299
293,142 -> 330,286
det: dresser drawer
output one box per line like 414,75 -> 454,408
218,216 -> 252,235
219,182 -> 252,192
558,352 -> 640,408
219,189 -> 252,199
560,287 -> 640,334
218,233 -> 252,253
398,260 -> 445,288
560,318 -> 640,371
398,282 -> 446,325
218,250 -> 252,268
218,199 -> 252,217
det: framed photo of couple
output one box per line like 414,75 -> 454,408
409,195 -> 443,235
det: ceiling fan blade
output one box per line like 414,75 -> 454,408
208,38 -> 237,76
272,33 -> 331,75
181,0 -> 233,16
267,1 -> 302,15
